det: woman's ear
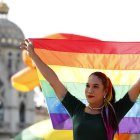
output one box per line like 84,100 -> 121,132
103,88 -> 108,97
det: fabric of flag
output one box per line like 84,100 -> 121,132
29,33 -> 140,134
14,119 -> 73,140
13,118 -> 131,140
11,50 -> 40,92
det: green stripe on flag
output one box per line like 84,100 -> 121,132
40,80 -> 140,101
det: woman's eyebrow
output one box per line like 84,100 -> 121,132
93,84 -> 99,86
86,83 -> 99,86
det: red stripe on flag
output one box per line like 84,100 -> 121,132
30,38 -> 140,54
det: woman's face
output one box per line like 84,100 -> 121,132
85,75 -> 107,106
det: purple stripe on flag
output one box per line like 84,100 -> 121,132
50,114 -> 140,133
119,117 -> 140,133
50,113 -> 72,129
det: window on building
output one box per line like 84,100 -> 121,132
0,100 -> 4,122
0,79 -> 5,97
7,52 -> 12,79
19,102 -> 25,123
16,53 -> 21,70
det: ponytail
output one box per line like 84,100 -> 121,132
102,81 -> 119,140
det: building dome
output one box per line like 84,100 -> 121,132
0,2 -> 25,48
0,19 -> 25,47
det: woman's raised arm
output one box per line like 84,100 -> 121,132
20,39 -> 67,100
128,78 -> 140,102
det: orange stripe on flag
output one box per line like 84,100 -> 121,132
35,49 -> 140,70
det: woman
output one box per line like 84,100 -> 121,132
20,39 -> 140,140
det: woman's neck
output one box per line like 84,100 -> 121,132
85,106 -> 102,115
88,104 -> 104,110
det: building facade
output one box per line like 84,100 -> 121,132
0,2 -> 35,140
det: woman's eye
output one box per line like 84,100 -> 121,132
94,85 -> 98,88
86,84 -> 89,87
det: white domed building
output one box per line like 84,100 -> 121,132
0,2 -> 35,139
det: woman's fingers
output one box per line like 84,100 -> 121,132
25,39 -> 33,46
24,39 -> 29,46
20,39 -> 33,50
19,39 -> 35,58
20,42 -> 27,50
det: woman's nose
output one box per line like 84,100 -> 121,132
88,88 -> 94,93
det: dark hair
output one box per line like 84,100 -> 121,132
90,72 -> 118,139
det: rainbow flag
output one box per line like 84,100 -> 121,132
30,33 -> 140,134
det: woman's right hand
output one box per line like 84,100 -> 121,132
20,39 -> 35,58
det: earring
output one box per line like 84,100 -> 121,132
104,95 -> 108,107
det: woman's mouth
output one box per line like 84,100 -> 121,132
87,95 -> 94,98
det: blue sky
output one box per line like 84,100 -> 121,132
4,0 -> 140,41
